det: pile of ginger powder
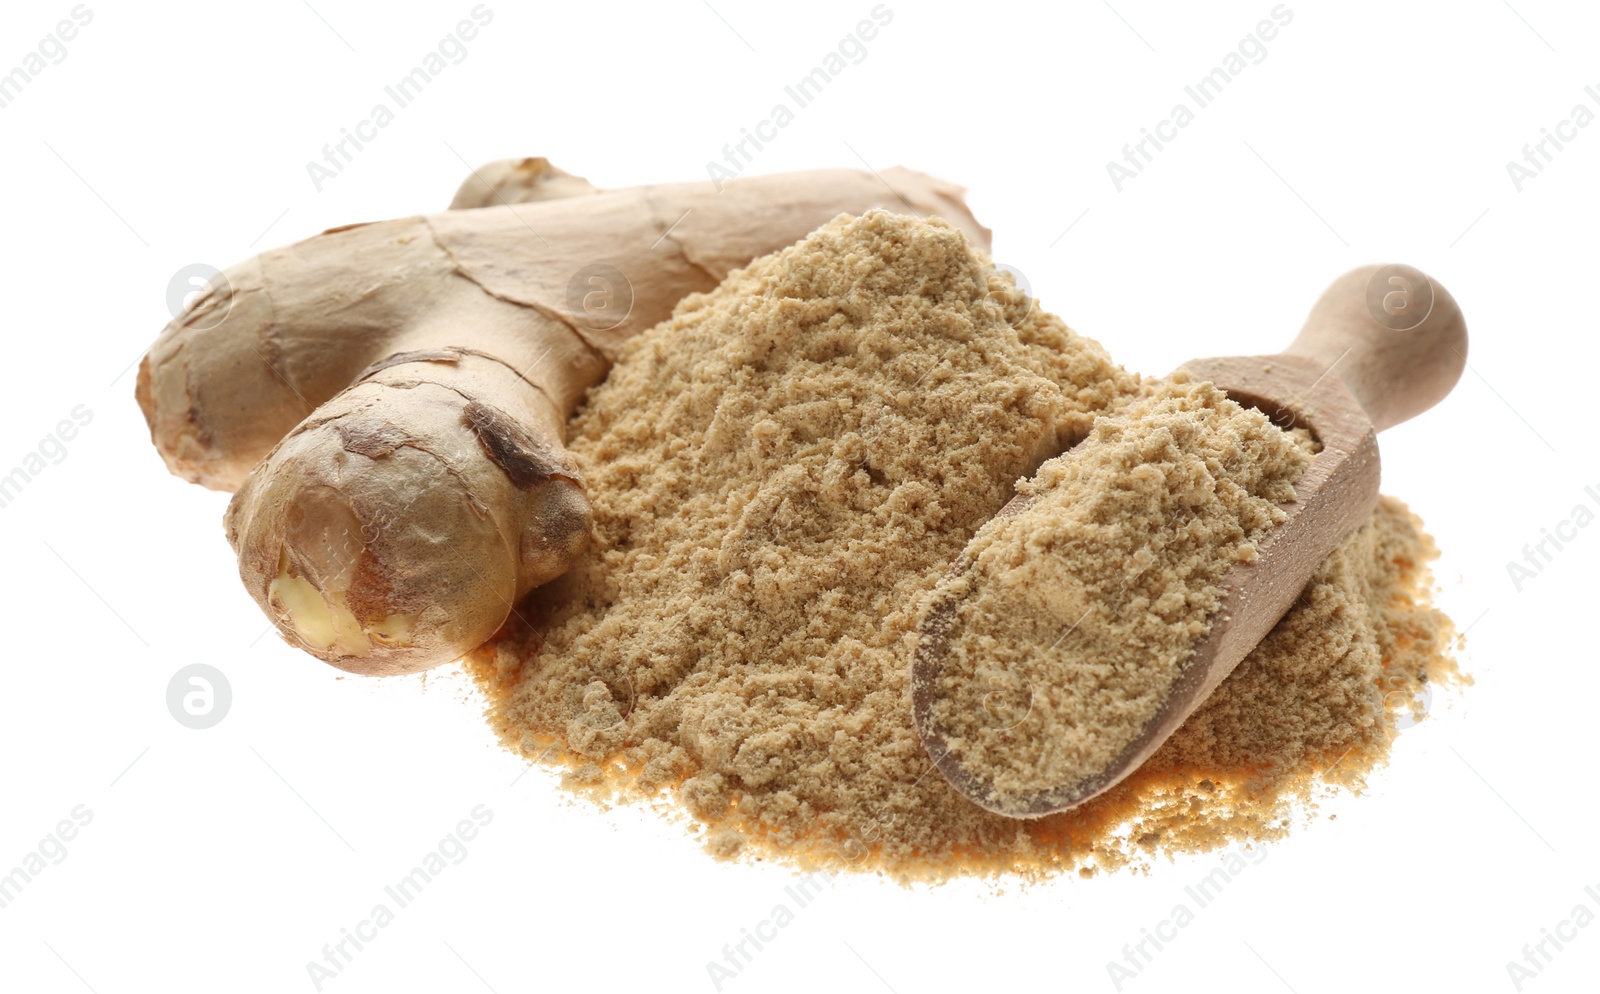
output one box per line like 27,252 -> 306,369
467,210 -> 1462,882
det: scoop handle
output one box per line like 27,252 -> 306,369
1284,264 -> 1467,432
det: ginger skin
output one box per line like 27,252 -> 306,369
138,161 -> 989,674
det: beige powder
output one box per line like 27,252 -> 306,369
922,378 -> 1320,814
466,210 -> 1463,882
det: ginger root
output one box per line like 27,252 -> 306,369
139,161 -> 988,675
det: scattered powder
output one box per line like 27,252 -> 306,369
466,210 -> 1463,882
922,379 -> 1320,815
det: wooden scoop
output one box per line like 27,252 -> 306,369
911,264 -> 1467,818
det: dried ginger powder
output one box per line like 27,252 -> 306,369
923,379 -> 1320,814
468,210 -> 1462,881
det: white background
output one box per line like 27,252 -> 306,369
1,1 -> 1595,991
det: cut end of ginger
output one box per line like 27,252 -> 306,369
267,550 -> 417,658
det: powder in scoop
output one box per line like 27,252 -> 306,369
466,210 -> 1463,882
920,378 -> 1318,814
